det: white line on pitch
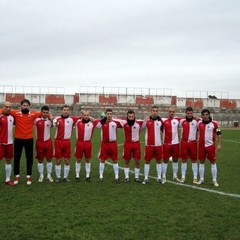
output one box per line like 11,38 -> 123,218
106,161 -> 240,199
223,140 -> 240,144
106,142 -> 240,200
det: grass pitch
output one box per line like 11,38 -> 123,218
0,129 -> 239,240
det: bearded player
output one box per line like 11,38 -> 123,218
115,110 -> 144,183
74,110 -> 98,182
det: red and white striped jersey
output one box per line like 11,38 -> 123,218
34,118 -> 52,141
144,119 -> 163,146
54,116 -> 78,140
75,119 -> 98,141
198,120 -> 219,147
162,118 -> 180,144
117,119 -> 144,143
0,114 -> 14,144
179,118 -> 198,142
96,120 -> 122,142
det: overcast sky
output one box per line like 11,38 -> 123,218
0,0 -> 240,98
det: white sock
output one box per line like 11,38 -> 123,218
75,162 -> 81,178
46,162 -> 53,177
172,162 -> 178,177
55,165 -> 61,178
124,167 -> 130,179
113,163 -> 119,179
162,162 -> 168,177
38,163 -> 44,177
64,165 -> 70,178
134,168 -> 140,179
211,163 -> 217,181
5,164 -> 12,181
199,163 -> 205,180
85,162 -> 91,178
156,163 -> 162,179
144,164 -> 150,179
99,162 -> 105,178
181,162 -> 187,179
192,162 -> 198,179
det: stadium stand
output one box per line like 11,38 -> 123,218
0,86 -> 239,127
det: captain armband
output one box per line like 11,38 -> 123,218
216,128 -> 222,135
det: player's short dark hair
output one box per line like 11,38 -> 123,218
151,105 -> 158,110
105,108 -> 113,113
201,109 -> 210,115
127,109 -> 135,115
186,106 -> 193,112
62,105 -> 70,110
41,105 -> 49,111
21,99 -> 31,106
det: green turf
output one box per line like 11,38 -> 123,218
0,129 -> 239,240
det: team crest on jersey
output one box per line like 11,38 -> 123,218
133,126 -> 136,129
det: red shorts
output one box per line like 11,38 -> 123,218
180,140 -> 197,161
144,145 -> 163,161
0,144 -> 13,160
122,141 -> 141,161
163,143 -> 179,159
74,140 -> 92,159
99,141 -> 118,161
198,144 -> 216,163
35,139 -> 53,161
54,139 -> 71,159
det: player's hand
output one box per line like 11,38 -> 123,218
89,116 -> 95,122
193,115 -> 200,121
48,113 -> 53,120
144,116 -> 149,122
100,116 -> 107,125
216,144 -> 221,152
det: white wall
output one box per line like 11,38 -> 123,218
25,94 -> 45,104
118,95 -> 135,104
154,96 -> 172,105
